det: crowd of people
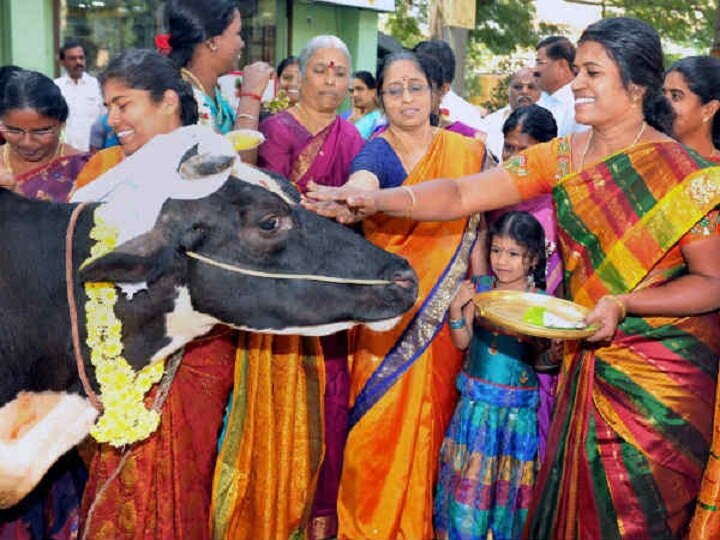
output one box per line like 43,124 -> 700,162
0,2 -> 719,539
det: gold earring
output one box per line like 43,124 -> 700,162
208,42 -> 217,52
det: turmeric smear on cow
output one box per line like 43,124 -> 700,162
84,210 -> 165,447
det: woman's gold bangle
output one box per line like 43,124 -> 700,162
600,294 -> 627,320
400,185 -> 416,218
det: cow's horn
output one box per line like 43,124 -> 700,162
179,154 -> 235,180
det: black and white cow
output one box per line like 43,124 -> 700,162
0,132 -> 417,507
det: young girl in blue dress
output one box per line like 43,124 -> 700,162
434,210 -> 548,540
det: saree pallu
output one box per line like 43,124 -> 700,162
212,113 -> 363,540
211,334 -> 327,540
13,153 -> 90,201
520,142 -> 720,539
258,111 -> 365,191
76,148 -> 237,540
338,130 -> 485,540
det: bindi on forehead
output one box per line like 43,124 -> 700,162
312,58 -> 347,72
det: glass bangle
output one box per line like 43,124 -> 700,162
449,318 -> 466,330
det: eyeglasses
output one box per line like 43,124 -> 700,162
381,82 -> 430,100
0,124 -> 60,141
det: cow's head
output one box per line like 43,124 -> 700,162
78,166 -> 418,360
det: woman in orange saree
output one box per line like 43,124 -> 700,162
334,51 -> 489,540
306,19 -> 720,539
75,50 -> 238,540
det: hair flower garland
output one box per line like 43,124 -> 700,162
84,209 -> 165,447
265,93 -> 290,114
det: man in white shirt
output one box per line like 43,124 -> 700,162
480,67 -> 542,160
413,40 -> 485,130
534,36 -> 587,136
54,41 -> 104,151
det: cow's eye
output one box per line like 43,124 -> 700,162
258,215 -> 280,232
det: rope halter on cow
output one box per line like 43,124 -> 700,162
185,250 -> 395,285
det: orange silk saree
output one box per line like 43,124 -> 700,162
338,129 -> 487,539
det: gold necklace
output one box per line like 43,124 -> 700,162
3,142 -> 64,177
181,67 -> 210,96
293,103 -> 335,135
578,121 -> 647,171
385,126 -> 435,172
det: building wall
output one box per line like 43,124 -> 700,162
290,3 -> 378,73
2,0 -> 55,75
0,1 -> 380,82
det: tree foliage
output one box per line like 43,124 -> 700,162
471,0 -> 562,56
566,0 -> 717,52
381,0 -> 430,49
381,1 -> 563,55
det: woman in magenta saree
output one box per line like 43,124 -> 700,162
258,109 -> 364,190
211,36 -> 364,540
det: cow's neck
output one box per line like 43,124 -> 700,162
111,279 -> 219,370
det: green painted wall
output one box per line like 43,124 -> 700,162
274,0 -> 289,65
290,3 -> 378,74
0,1 -> 380,81
3,0 -> 55,75
0,1 -> 10,65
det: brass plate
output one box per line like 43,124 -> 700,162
473,290 -> 600,340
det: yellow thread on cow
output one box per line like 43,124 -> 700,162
84,210 -> 165,447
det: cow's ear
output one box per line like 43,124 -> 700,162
79,229 -> 175,284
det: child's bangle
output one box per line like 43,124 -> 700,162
449,317 -> 466,330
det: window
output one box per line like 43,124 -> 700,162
58,0 -> 278,74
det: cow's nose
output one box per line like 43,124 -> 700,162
391,268 -> 417,290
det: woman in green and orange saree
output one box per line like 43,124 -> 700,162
306,18 -> 720,539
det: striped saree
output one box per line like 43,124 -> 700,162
505,140 -> 720,539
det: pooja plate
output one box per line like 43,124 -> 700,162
226,129 -> 266,151
473,290 -> 601,340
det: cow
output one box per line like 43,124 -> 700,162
0,126 -> 418,507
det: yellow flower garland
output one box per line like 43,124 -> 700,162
84,210 -> 165,447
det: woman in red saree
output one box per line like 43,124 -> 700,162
0,69 -> 90,540
210,35 -> 364,540
307,18 -> 720,539
74,50 -> 239,540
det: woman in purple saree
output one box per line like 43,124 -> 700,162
258,107 -> 363,191
211,36 -> 364,540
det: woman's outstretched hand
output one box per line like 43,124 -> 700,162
584,296 -> 624,342
302,180 -> 379,224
